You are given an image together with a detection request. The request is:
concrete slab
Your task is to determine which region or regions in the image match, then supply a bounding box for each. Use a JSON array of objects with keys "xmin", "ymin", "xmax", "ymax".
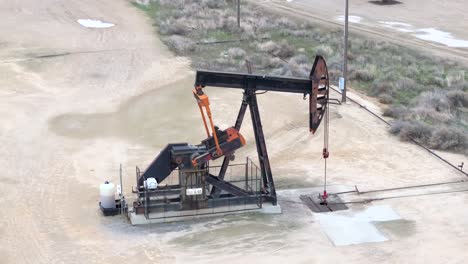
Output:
[
  {"xmin": 129, "ymin": 203, "xmax": 282, "ymax": 225},
  {"xmin": 316, "ymin": 205, "xmax": 401, "ymax": 246}
]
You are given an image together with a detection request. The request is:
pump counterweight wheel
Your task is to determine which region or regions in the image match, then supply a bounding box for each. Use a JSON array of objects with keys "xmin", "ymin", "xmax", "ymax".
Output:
[{"xmin": 309, "ymin": 55, "xmax": 330, "ymax": 134}]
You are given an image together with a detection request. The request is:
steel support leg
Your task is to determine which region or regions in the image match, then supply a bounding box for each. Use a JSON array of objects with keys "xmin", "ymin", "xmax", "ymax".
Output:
[
  {"xmin": 211, "ymin": 95, "xmax": 249, "ymax": 197},
  {"xmin": 248, "ymin": 91, "xmax": 277, "ymax": 205}
]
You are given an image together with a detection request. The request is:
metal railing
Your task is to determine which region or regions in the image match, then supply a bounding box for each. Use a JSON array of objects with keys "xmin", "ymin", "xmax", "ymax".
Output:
[{"xmin": 134, "ymin": 157, "xmax": 264, "ymax": 218}]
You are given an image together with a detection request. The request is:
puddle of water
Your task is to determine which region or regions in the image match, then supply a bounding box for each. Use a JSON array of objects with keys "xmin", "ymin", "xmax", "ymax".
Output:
[
  {"xmin": 379, "ymin": 21, "xmax": 413, "ymax": 33},
  {"xmin": 316, "ymin": 205, "xmax": 401, "ymax": 246},
  {"xmin": 378, "ymin": 21, "xmax": 468, "ymax": 48},
  {"xmin": 414, "ymin": 28, "xmax": 468, "ymax": 48},
  {"xmin": 336, "ymin": 15, "xmax": 363, "ymax": 24},
  {"xmin": 379, "ymin": 21, "xmax": 411, "ymax": 27},
  {"xmin": 77, "ymin": 19, "xmax": 115, "ymax": 28},
  {"xmin": 48, "ymin": 75, "xmax": 254, "ymax": 152},
  {"xmin": 49, "ymin": 77, "xmax": 205, "ymax": 148}
]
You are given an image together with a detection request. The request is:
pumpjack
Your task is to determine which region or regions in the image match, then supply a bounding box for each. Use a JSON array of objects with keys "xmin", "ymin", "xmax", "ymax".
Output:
[{"xmin": 129, "ymin": 55, "xmax": 330, "ymax": 223}]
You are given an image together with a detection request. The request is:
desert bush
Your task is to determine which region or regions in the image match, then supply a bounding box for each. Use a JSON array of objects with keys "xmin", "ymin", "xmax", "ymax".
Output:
[
  {"xmin": 395, "ymin": 78, "xmax": 417, "ymax": 91},
  {"xmin": 383, "ymin": 105, "xmax": 407, "ymax": 118},
  {"xmin": 271, "ymin": 64, "xmax": 293, "ymax": 77},
  {"xmin": 181, "ymin": 3, "xmax": 203, "ymax": 17},
  {"xmin": 166, "ymin": 35, "xmax": 196, "ymax": 53},
  {"xmin": 389, "ymin": 120, "xmax": 407, "ymax": 134},
  {"xmin": 276, "ymin": 17, "xmax": 296, "ymax": 28},
  {"xmin": 289, "ymin": 54, "xmax": 309, "ymax": 65},
  {"xmin": 446, "ymin": 70, "xmax": 465, "ymax": 87},
  {"xmin": 159, "ymin": 0, "xmax": 184, "ymax": 8},
  {"xmin": 267, "ymin": 57, "xmax": 283, "ymax": 68},
  {"xmin": 370, "ymin": 81, "xmax": 394, "ymax": 96},
  {"xmin": 447, "ymin": 90, "xmax": 468, "ymax": 107},
  {"xmin": 405, "ymin": 64, "xmax": 419, "ymax": 77},
  {"xmin": 258, "ymin": 40, "xmax": 295, "ymax": 59},
  {"xmin": 222, "ymin": 16, "xmax": 241, "ymax": 33},
  {"xmin": 241, "ymin": 24, "xmax": 255, "ymax": 38},
  {"xmin": 410, "ymin": 107, "xmax": 452, "ymax": 123},
  {"xmin": 194, "ymin": 59, "xmax": 242, "ymax": 72},
  {"xmin": 202, "ymin": 0, "xmax": 225, "ymax": 9},
  {"xmin": 315, "ymin": 44, "xmax": 334, "ymax": 57},
  {"xmin": 378, "ymin": 94, "xmax": 394, "ymax": 104},
  {"xmin": 274, "ymin": 41, "xmax": 295, "ymax": 58},
  {"xmin": 349, "ymin": 69, "xmax": 375, "ymax": 82},
  {"xmin": 429, "ymin": 127, "xmax": 467, "ymax": 151},
  {"xmin": 249, "ymin": 54, "xmax": 282, "ymax": 69},
  {"xmin": 160, "ymin": 19, "xmax": 190, "ymax": 35},
  {"xmin": 290, "ymin": 30, "xmax": 309, "ymax": 37},
  {"xmin": 355, "ymin": 54, "xmax": 371, "ymax": 65},
  {"xmin": 251, "ymin": 17, "xmax": 276, "ymax": 32},
  {"xmin": 227, "ymin": 47, "xmax": 246, "ymax": 59},
  {"xmin": 396, "ymin": 121, "xmax": 432, "ymax": 142},
  {"xmin": 287, "ymin": 61, "xmax": 309, "ymax": 78},
  {"xmin": 415, "ymin": 90, "xmax": 450, "ymax": 113},
  {"xmin": 430, "ymin": 76, "xmax": 446, "ymax": 87}
]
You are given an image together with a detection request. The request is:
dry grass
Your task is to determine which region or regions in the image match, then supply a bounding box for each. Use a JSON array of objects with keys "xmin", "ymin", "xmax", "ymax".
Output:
[
  {"xmin": 227, "ymin": 47, "xmax": 246, "ymax": 59},
  {"xmin": 387, "ymin": 89, "xmax": 468, "ymax": 153},
  {"xmin": 165, "ymin": 35, "xmax": 196, "ymax": 54},
  {"xmin": 257, "ymin": 40, "xmax": 295, "ymax": 59}
]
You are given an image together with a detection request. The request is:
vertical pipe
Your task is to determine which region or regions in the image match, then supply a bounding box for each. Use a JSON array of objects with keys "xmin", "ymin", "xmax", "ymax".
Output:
[
  {"xmin": 342, "ymin": 0, "xmax": 349, "ymax": 103},
  {"xmin": 237, "ymin": 0, "xmax": 241, "ymax": 28},
  {"xmin": 119, "ymin": 164, "xmax": 123, "ymax": 215},
  {"xmin": 245, "ymin": 157, "xmax": 248, "ymax": 191}
]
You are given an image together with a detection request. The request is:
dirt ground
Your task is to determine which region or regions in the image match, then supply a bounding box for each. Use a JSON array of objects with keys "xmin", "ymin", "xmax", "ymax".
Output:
[
  {"xmin": 259, "ymin": 0, "xmax": 468, "ymax": 65},
  {"xmin": 0, "ymin": 0, "xmax": 467, "ymax": 263}
]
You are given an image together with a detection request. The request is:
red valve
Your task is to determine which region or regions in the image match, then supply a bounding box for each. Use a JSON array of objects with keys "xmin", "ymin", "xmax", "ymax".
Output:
[
  {"xmin": 322, "ymin": 190, "xmax": 328, "ymax": 200},
  {"xmin": 322, "ymin": 148, "xmax": 329, "ymax": 159}
]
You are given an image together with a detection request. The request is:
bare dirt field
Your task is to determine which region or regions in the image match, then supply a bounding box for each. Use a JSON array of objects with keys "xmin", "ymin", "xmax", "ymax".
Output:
[{"xmin": 0, "ymin": 0, "xmax": 467, "ymax": 263}]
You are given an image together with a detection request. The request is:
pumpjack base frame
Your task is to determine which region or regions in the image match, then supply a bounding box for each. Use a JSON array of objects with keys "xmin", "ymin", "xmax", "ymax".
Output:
[{"xmin": 128, "ymin": 203, "xmax": 281, "ymax": 225}]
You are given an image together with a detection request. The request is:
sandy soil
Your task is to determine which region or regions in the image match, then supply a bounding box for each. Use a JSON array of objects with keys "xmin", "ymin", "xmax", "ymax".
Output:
[
  {"xmin": 256, "ymin": 0, "xmax": 468, "ymax": 65},
  {"xmin": 0, "ymin": 0, "xmax": 467, "ymax": 263}
]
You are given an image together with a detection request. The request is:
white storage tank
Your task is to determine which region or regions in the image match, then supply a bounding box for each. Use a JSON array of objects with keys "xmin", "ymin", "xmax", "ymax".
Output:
[
  {"xmin": 144, "ymin": 177, "xmax": 158, "ymax": 190},
  {"xmin": 100, "ymin": 181, "xmax": 116, "ymax": 209}
]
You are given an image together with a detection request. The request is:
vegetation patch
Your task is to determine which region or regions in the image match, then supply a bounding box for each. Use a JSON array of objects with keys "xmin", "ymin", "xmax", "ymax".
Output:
[{"xmin": 134, "ymin": 0, "xmax": 467, "ymax": 154}]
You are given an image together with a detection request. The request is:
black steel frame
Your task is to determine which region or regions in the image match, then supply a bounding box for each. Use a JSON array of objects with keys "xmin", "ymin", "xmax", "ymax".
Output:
[
  {"xmin": 195, "ymin": 55, "xmax": 330, "ymax": 206},
  {"xmin": 133, "ymin": 158, "xmax": 263, "ymax": 218}
]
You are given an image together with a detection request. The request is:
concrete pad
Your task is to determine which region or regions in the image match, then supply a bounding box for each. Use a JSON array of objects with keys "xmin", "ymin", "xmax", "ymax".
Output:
[
  {"xmin": 316, "ymin": 205, "xmax": 401, "ymax": 246},
  {"xmin": 129, "ymin": 203, "xmax": 282, "ymax": 225}
]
